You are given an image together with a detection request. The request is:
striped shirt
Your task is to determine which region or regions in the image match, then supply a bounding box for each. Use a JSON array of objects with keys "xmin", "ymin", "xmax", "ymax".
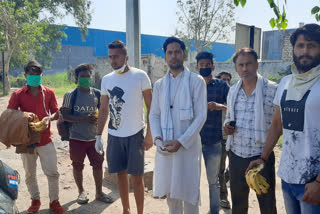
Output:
[{"xmin": 230, "ymin": 78, "xmax": 277, "ymax": 158}]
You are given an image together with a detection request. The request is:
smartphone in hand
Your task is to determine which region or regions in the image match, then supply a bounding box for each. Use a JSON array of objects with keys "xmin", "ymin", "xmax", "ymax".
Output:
[{"xmin": 229, "ymin": 121, "xmax": 236, "ymax": 127}]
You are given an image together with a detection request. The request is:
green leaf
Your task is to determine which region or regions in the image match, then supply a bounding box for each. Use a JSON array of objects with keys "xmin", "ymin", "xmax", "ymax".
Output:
[
  {"xmin": 282, "ymin": 6, "xmax": 286, "ymax": 21},
  {"xmin": 269, "ymin": 18, "xmax": 275, "ymax": 28},
  {"xmin": 277, "ymin": 24, "xmax": 281, "ymax": 31},
  {"xmin": 267, "ymin": 0, "xmax": 274, "ymax": 5},
  {"xmin": 240, "ymin": 0, "xmax": 246, "ymax": 7},
  {"xmin": 281, "ymin": 21, "xmax": 288, "ymax": 30},
  {"xmin": 234, "ymin": 0, "xmax": 239, "ymax": 6},
  {"xmin": 311, "ymin": 6, "xmax": 320, "ymax": 15},
  {"xmin": 269, "ymin": 2, "xmax": 275, "ymax": 8}
]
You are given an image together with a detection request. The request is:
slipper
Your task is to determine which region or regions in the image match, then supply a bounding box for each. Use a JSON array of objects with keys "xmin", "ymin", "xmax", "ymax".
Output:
[
  {"xmin": 77, "ymin": 191, "xmax": 89, "ymax": 204},
  {"xmin": 96, "ymin": 192, "xmax": 114, "ymax": 203},
  {"xmin": 220, "ymin": 199, "xmax": 231, "ymax": 209}
]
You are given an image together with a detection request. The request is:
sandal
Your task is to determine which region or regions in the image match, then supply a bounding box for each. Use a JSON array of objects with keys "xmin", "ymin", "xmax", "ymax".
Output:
[
  {"xmin": 220, "ymin": 199, "xmax": 231, "ymax": 209},
  {"xmin": 96, "ymin": 192, "xmax": 114, "ymax": 203},
  {"xmin": 77, "ymin": 191, "xmax": 89, "ymax": 204}
]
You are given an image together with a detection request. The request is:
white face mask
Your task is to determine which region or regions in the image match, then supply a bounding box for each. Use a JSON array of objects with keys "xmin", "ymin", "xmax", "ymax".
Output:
[{"xmin": 113, "ymin": 63, "xmax": 127, "ymax": 74}]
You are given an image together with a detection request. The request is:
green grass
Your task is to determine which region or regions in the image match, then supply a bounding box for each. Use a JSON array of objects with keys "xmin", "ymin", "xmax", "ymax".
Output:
[
  {"xmin": 42, "ymin": 72, "xmax": 77, "ymax": 97},
  {"xmin": 0, "ymin": 82, "xmax": 3, "ymax": 96},
  {"xmin": 52, "ymin": 85, "xmax": 77, "ymax": 97},
  {"xmin": 277, "ymin": 136, "xmax": 283, "ymax": 147},
  {"xmin": 7, "ymin": 72, "xmax": 77, "ymax": 98}
]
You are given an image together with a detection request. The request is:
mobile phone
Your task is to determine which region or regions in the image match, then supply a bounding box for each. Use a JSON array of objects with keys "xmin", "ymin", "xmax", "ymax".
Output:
[{"xmin": 229, "ymin": 121, "xmax": 236, "ymax": 127}]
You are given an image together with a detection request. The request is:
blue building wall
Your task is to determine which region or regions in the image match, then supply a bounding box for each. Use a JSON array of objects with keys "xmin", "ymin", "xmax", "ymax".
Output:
[{"xmin": 61, "ymin": 26, "xmax": 234, "ymax": 62}]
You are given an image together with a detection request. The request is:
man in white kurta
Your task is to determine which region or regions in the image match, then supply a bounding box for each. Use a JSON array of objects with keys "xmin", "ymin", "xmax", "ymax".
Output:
[{"xmin": 149, "ymin": 37, "xmax": 207, "ymax": 214}]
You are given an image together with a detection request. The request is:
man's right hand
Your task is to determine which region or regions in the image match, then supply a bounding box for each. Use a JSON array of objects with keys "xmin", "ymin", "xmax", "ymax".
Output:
[
  {"xmin": 85, "ymin": 115, "xmax": 98, "ymax": 124},
  {"xmin": 27, "ymin": 112, "xmax": 39, "ymax": 122},
  {"xmin": 245, "ymin": 159, "xmax": 265, "ymax": 174},
  {"xmin": 224, "ymin": 122, "xmax": 236, "ymax": 135},
  {"xmin": 208, "ymin": 102, "xmax": 217, "ymax": 111},
  {"xmin": 95, "ymin": 135, "xmax": 104, "ymax": 155}
]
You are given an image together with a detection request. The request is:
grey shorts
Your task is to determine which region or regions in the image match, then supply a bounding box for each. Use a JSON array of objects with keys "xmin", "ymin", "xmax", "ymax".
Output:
[{"xmin": 106, "ymin": 129, "xmax": 144, "ymax": 175}]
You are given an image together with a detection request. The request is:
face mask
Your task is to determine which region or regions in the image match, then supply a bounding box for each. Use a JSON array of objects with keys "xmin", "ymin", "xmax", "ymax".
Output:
[
  {"xmin": 78, "ymin": 77, "xmax": 92, "ymax": 88},
  {"xmin": 26, "ymin": 75, "xmax": 41, "ymax": 87},
  {"xmin": 199, "ymin": 68, "xmax": 212, "ymax": 77},
  {"xmin": 114, "ymin": 63, "xmax": 127, "ymax": 74}
]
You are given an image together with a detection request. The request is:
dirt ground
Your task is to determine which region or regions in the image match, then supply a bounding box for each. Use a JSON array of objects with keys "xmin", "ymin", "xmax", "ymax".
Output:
[{"xmin": 0, "ymin": 95, "xmax": 286, "ymax": 214}]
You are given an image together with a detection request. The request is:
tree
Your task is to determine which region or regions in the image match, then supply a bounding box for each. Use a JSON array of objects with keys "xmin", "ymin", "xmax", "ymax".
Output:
[
  {"xmin": 0, "ymin": 0, "xmax": 92, "ymax": 94},
  {"xmin": 175, "ymin": 0, "xmax": 235, "ymax": 52},
  {"xmin": 234, "ymin": 0, "xmax": 319, "ymax": 30}
]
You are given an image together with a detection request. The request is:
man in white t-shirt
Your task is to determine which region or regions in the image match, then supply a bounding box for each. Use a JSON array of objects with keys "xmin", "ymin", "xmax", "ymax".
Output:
[
  {"xmin": 247, "ymin": 24, "xmax": 320, "ymax": 214},
  {"xmin": 95, "ymin": 40, "xmax": 153, "ymax": 214}
]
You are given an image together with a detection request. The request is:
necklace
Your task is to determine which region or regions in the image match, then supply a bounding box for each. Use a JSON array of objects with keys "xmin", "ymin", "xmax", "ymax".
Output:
[{"xmin": 169, "ymin": 72, "xmax": 183, "ymax": 109}]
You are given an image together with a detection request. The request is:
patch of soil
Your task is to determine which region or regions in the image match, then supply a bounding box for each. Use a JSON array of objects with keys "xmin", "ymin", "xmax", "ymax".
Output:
[{"xmin": 0, "ymin": 95, "xmax": 286, "ymax": 213}]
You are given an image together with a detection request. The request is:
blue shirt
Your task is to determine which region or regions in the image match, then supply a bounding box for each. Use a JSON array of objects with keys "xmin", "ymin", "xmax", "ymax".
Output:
[{"xmin": 200, "ymin": 78, "xmax": 229, "ymax": 144}]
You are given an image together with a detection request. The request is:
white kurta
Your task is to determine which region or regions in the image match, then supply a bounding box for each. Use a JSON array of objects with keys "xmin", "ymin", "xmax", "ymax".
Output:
[{"xmin": 149, "ymin": 69, "xmax": 207, "ymax": 205}]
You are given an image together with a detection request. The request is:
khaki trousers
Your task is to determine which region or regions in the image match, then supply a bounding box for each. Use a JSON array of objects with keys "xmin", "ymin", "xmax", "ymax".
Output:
[{"xmin": 21, "ymin": 142, "xmax": 60, "ymax": 203}]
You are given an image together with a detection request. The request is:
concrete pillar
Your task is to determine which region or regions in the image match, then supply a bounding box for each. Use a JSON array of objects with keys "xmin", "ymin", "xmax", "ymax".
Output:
[{"xmin": 126, "ymin": 0, "xmax": 141, "ymax": 68}]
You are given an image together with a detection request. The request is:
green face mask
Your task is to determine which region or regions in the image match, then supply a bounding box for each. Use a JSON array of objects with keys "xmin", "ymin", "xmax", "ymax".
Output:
[
  {"xmin": 26, "ymin": 75, "xmax": 41, "ymax": 87},
  {"xmin": 78, "ymin": 77, "xmax": 92, "ymax": 88}
]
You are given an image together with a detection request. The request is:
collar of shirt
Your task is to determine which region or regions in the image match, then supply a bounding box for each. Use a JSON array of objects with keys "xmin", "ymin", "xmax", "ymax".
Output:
[
  {"xmin": 22, "ymin": 85, "xmax": 46, "ymax": 94},
  {"xmin": 169, "ymin": 70, "xmax": 184, "ymax": 79},
  {"xmin": 239, "ymin": 87, "xmax": 256, "ymax": 99}
]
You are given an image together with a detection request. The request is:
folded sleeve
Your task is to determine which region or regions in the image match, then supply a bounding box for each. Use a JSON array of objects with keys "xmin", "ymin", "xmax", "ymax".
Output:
[
  {"xmin": 141, "ymin": 71, "xmax": 152, "ymax": 91},
  {"xmin": 273, "ymin": 77, "xmax": 286, "ymax": 106},
  {"xmin": 100, "ymin": 77, "xmax": 110, "ymax": 97},
  {"xmin": 49, "ymin": 90, "xmax": 59, "ymax": 114},
  {"xmin": 62, "ymin": 91, "xmax": 73, "ymax": 109},
  {"xmin": 224, "ymin": 91, "xmax": 232, "ymax": 126}
]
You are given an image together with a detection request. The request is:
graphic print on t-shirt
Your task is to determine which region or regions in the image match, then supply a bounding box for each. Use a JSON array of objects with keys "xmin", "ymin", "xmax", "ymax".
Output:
[
  {"xmin": 108, "ymin": 86, "xmax": 126, "ymax": 130},
  {"xmin": 280, "ymin": 90, "xmax": 310, "ymax": 132}
]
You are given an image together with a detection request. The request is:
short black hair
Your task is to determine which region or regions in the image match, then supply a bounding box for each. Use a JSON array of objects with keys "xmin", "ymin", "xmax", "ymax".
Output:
[
  {"xmin": 24, "ymin": 60, "xmax": 43, "ymax": 74},
  {"xmin": 163, "ymin": 37, "xmax": 186, "ymax": 53},
  {"xmin": 74, "ymin": 64, "xmax": 93, "ymax": 78},
  {"xmin": 108, "ymin": 40, "xmax": 127, "ymax": 55},
  {"xmin": 196, "ymin": 51, "xmax": 214, "ymax": 65},
  {"xmin": 233, "ymin": 47, "xmax": 258, "ymax": 64},
  {"xmin": 290, "ymin": 23, "xmax": 320, "ymax": 47},
  {"xmin": 216, "ymin": 71, "xmax": 232, "ymax": 80}
]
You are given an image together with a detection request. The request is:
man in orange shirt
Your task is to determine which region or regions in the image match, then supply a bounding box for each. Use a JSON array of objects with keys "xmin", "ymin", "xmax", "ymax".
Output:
[{"xmin": 7, "ymin": 60, "xmax": 65, "ymax": 214}]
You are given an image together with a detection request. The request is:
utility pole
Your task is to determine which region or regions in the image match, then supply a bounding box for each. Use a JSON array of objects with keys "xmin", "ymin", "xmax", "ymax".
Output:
[{"xmin": 126, "ymin": 0, "xmax": 141, "ymax": 68}]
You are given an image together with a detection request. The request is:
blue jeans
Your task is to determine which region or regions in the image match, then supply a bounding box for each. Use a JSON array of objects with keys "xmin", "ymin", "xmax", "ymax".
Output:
[
  {"xmin": 219, "ymin": 140, "xmax": 228, "ymax": 201},
  {"xmin": 202, "ymin": 143, "xmax": 222, "ymax": 214},
  {"xmin": 282, "ymin": 180, "xmax": 320, "ymax": 214}
]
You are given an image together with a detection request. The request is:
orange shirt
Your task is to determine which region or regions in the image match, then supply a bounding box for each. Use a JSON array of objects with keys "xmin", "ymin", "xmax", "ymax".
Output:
[{"xmin": 7, "ymin": 85, "xmax": 59, "ymax": 147}]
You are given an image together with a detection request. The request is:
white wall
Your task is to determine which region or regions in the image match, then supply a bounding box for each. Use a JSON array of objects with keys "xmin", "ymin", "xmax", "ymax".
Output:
[{"xmin": 94, "ymin": 54, "xmax": 293, "ymax": 87}]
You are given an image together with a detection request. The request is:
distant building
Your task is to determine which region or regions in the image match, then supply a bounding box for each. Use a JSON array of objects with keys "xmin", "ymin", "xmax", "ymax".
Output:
[
  {"xmin": 50, "ymin": 26, "xmax": 235, "ymax": 74},
  {"xmin": 11, "ymin": 25, "xmax": 235, "ymax": 76},
  {"xmin": 262, "ymin": 28, "xmax": 296, "ymax": 61}
]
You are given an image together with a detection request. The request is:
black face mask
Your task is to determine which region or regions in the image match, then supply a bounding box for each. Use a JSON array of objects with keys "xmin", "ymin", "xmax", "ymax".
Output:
[{"xmin": 199, "ymin": 68, "xmax": 212, "ymax": 77}]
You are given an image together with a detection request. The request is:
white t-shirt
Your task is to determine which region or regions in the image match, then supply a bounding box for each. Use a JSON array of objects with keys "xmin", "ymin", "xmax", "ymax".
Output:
[
  {"xmin": 274, "ymin": 75, "xmax": 320, "ymax": 184},
  {"xmin": 101, "ymin": 67, "xmax": 151, "ymax": 137}
]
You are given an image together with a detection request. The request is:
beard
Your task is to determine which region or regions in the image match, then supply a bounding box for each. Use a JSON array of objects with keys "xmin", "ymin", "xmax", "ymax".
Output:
[
  {"xmin": 169, "ymin": 64, "xmax": 183, "ymax": 70},
  {"xmin": 293, "ymin": 54, "xmax": 320, "ymax": 73},
  {"xmin": 168, "ymin": 60, "xmax": 184, "ymax": 70}
]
